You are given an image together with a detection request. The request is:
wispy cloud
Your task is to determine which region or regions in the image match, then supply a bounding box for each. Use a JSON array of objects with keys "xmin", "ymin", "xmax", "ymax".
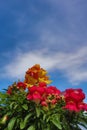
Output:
[
  {"xmin": 11, "ymin": 0, "xmax": 87, "ymax": 53},
  {"xmin": 1, "ymin": 0, "xmax": 86, "ymax": 52},
  {"xmin": 1, "ymin": 46, "xmax": 87, "ymax": 85}
]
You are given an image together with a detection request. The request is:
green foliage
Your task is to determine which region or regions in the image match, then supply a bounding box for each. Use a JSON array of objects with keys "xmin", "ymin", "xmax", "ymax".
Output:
[
  {"xmin": 0, "ymin": 87, "xmax": 87, "ymax": 130},
  {"xmin": 7, "ymin": 117, "xmax": 16, "ymax": 130}
]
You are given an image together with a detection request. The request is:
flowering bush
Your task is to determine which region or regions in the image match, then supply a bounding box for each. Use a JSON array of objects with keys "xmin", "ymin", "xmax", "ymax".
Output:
[{"xmin": 0, "ymin": 64, "xmax": 87, "ymax": 130}]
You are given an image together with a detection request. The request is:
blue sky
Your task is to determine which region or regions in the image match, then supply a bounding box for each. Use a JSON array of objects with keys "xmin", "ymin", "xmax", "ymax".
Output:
[{"xmin": 0, "ymin": 0, "xmax": 87, "ymax": 103}]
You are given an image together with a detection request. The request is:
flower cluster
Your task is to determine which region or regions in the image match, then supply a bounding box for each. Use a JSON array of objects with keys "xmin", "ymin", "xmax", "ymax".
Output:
[
  {"xmin": 27, "ymin": 84, "xmax": 61, "ymax": 109},
  {"xmin": 0, "ymin": 64, "xmax": 87, "ymax": 130},
  {"xmin": 7, "ymin": 82, "xmax": 27, "ymax": 95},
  {"xmin": 64, "ymin": 88, "xmax": 87, "ymax": 112}
]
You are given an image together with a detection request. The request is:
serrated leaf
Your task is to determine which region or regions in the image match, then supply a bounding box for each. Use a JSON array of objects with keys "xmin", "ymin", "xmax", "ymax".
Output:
[
  {"xmin": 7, "ymin": 117, "xmax": 16, "ymax": 130},
  {"xmin": 27, "ymin": 125, "xmax": 35, "ymax": 130}
]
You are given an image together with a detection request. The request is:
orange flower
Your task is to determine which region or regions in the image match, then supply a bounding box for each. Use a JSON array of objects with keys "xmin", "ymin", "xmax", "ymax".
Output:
[{"xmin": 24, "ymin": 64, "xmax": 52, "ymax": 87}]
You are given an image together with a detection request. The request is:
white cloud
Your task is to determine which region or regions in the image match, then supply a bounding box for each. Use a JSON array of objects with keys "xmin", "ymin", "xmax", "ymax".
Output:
[
  {"xmin": 1, "ymin": 46, "xmax": 87, "ymax": 85},
  {"xmin": 2, "ymin": 49, "xmax": 57, "ymax": 79}
]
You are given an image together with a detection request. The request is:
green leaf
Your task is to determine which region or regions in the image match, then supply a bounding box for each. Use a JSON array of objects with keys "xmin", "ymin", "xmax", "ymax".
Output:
[
  {"xmin": 61, "ymin": 116, "xmax": 70, "ymax": 130},
  {"xmin": 20, "ymin": 120, "xmax": 25, "ymax": 129},
  {"xmin": 78, "ymin": 122, "xmax": 87, "ymax": 129},
  {"xmin": 14, "ymin": 104, "xmax": 18, "ymax": 109},
  {"xmin": 50, "ymin": 114, "xmax": 62, "ymax": 130},
  {"xmin": 24, "ymin": 113, "xmax": 32, "ymax": 125},
  {"xmin": 27, "ymin": 125, "xmax": 35, "ymax": 130},
  {"xmin": 36, "ymin": 107, "xmax": 40, "ymax": 117},
  {"xmin": 0, "ymin": 115, "xmax": 8, "ymax": 124},
  {"xmin": 20, "ymin": 113, "xmax": 32, "ymax": 129},
  {"xmin": 0, "ymin": 112, "xmax": 11, "ymax": 124},
  {"xmin": 43, "ymin": 113, "xmax": 46, "ymax": 121},
  {"xmin": 22, "ymin": 104, "xmax": 28, "ymax": 110},
  {"xmin": 10, "ymin": 102, "xmax": 15, "ymax": 109},
  {"xmin": 7, "ymin": 117, "xmax": 16, "ymax": 130},
  {"xmin": 0, "ymin": 92, "xmax": 7, "ymax": 98},
  {"xmin": 3, "ymin": 128, "xmax": 8, "ymax": 130}
]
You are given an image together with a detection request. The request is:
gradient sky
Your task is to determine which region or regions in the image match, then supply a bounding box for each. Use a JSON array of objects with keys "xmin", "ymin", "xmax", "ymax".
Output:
[{"xmin": 0, "ymin": 0, "xmax": 87, "ymax": 103}]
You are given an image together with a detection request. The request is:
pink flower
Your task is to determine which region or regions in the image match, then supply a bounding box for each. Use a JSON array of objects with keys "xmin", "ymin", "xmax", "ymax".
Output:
[
  {"xmin": 39, "ymin": 82, "xmax": 47, "ymax": 87},
  {"xmin": 28, "ymin": 86, "xmax": 37, "ymax": 93},
  {"xmin": 28, "ymin": 85, "xmax": 45, "ymax": 95},
  {"xmin": 27, "ymin": 94, "xmax": 32, "ymax": 100},
  {"xmin": 27, "ymin": 92, "xmax": 42, "ymax": 104},
  {"xmin": 46, "ymin": 86, "xmax": 61, "ymax": 95},
  {"xmin": 41, "ymin": 101, "xmax": 48, "ymax": 107},
  {"xmin": 64, "ymin": 102, "xmax": 78, "ymax": 112},
  {"xmin": 17, "ymin": 82, "xmax": 26, "ymax": 90},
  {"xmin": 32, "ymin": 92, "xmax": 42, "ymax": 100},
  {"xmin": 27, "ymin": 85, "xmax": 45, "ymax": 103},
  {"xmin": 51, "ymin": 99, "xmax": 57, "ymax": 105},
  {"xmin": 78, "ymin": 102, "xmax": 87, "ymax": 111},
  {"xmin": 64, "ymin": 88, "xmax": 85, "ymax": 103},
  {"xmin": 7, "ymin": 88, "xmax": 12, "ymax": 95}
]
